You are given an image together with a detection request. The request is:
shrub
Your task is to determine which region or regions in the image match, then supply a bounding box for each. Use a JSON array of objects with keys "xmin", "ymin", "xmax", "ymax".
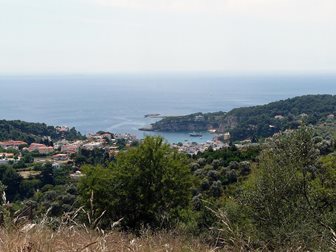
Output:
[{"xmin": 79, "ymin": 136, "xmax": 193, "ymax": 230}]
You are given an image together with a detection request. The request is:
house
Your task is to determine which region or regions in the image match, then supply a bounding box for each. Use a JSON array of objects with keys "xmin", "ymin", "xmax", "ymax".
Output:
[
  {"xmin": 52, "ymin": 162, "xmax": 61, "ymax": 169},
  {"xmin": 53, "ymin": 139, "xmax": 69, "ymax": 150},
  {"xmin": 52, "ymin": 154, "xmax": 68, "ymax": 161},
  {"xmin": 82, "ymin": 142, "xmax": 103, "ymax": 150},
  {"xmin": 61, "ymin": 144, "xmax": 80, "ymax": 154},
  {"xmin": 0, "ymin": 152, "xmax": 18, "ymax": 164},
  {"xmin": 0, "ymin": 152, "xmax": 14, "ymax": 163},
  {"xmin": 0, "ymin": 140, "xmax": 27, "ymax": 150},
  {"xmin": 195, "ymin": 115, "xmax": 204, "ymax": 121},
  {"xmin": 101, "ymin": 133, "xmax": 112, "ymax": 141},
  {"xmin": 27, "ymin": 143, "xmax": 54, "ymax": 154},
  {"xmin": 0, "ymin": 153, "xmax": 15, "ymax": 159},
  {"xmin": 274, "ymin": 115, "xmax": 285, "ymax": 120},
  {"xmin": 88, "ymin": 132, "xmax": 113, "ymax": 142},
  {"xmin": 70, "ymin": 171, "xmax": 84, "ymax": 180},
  {"xmin": 56, "ymin": 126, "xmax": 69, "ymax": 133},
  {"xmin": 224, "ymin": 132, "xmax": 231, "ymax": 141},
  {"xmin": 327, "ymin": 114, "xmax": 335, "ymax": 119}
]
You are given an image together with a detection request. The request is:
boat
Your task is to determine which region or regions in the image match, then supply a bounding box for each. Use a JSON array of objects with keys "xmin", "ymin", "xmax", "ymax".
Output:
[
  {"xmin": 189, "ymin": 132, "xmax": 203, "ymax": 137},
  {"xmin": 138, "ymin": 125, "xmax": 153, "ymax": 131}
]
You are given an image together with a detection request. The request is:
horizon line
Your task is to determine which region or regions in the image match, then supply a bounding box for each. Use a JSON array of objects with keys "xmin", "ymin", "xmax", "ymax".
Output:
[{"xmin": 1, "ymin": 71, "xmax": 336, "ymax": 78}]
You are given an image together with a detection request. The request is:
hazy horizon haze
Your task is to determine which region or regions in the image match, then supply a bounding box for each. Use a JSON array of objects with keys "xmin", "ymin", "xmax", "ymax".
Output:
[{"xmin": 1, "ymin": 0, "xmax": 336, "ymax": 75}]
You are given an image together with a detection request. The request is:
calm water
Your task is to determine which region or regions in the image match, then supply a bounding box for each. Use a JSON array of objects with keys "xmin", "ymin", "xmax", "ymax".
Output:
[{"xmin": 0, "ymin": 74, "xmax": 335, "ymax": 143}]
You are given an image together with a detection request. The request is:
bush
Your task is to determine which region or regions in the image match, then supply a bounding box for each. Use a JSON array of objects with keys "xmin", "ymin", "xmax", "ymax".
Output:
[
  {"xmin": 241, "ymin": 127, "xmax": 336, "ymax": 249},
  {"xmin": 79, "ymin": 136, "xmax": 193, "ymax": 230}
]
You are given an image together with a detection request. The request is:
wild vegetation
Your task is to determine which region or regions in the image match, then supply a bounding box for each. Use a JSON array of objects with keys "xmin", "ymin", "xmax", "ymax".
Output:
[
  {"xmin": 78, "ymin": 137, "xmax": 193, "ymax": 230},
  {"xmin": 0, "ymin": 119, "xmax": 335, "ymax": 250},
  {"xmin": 0, "ymin": 225, "xmax": 212, "ymax": 251}
]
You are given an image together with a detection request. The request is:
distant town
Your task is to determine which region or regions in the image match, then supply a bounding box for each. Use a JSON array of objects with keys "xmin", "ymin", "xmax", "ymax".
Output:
[
  {"xmin": 0, "ymin": 95, "xmax": 335, "ymax": 186},
  {"xmin": 2, "ymin": 111, "xmax": 336, "ymax": 171},
  {"xmin": 0, "ymin": 127, "xmax": 137, "ymax": 179},
  {"xmin": 0, "ymin": 122, "xmax": 259, "ymax": 178}
]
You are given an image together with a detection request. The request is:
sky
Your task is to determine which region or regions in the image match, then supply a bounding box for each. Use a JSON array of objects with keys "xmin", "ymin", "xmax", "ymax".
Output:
[{"xmin": 0, "ymin": 0, "xmax": 336, "ymax": 75}]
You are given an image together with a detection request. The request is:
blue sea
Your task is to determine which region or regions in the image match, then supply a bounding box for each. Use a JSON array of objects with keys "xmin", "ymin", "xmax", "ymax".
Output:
[{"xmin": 0, "ymin": 74, "xmax": 335, "ymax": 143}]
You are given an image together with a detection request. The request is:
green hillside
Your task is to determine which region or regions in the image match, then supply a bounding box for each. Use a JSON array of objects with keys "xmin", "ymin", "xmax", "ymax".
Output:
[
  {"xmin": 150, "ymin": 95, "xmax": 336, "ymax": 141},
  {"xmin": 0, "ymin": 120, "xmax": 84, "ymax": 144}
]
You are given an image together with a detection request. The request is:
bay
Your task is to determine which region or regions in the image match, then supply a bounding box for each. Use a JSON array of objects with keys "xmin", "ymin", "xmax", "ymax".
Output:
[{"xmin": 0, "ymin": 74, "xmax": 335, "ymax": 143}]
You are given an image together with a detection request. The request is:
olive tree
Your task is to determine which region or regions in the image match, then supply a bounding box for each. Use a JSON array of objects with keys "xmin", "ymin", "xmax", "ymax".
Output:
[{"xmin": 242, "ymin": 127, "xmax": 335, "ymax": 248}]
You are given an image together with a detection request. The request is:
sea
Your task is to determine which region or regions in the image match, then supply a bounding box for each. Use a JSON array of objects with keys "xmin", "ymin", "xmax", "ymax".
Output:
[{"xmin": 0, "ymin": 74, "xmax": 335, "ymax": 143}]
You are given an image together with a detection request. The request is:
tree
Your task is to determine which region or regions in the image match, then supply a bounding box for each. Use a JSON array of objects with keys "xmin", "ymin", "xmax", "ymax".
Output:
[
  {"xmin": 239, "ymin": 161, "xmax": 251, "ymax": 176},
  {"xmin": 241, "ymin": 127, "xmax": 336, "ymax": 248},
  {"xmin": 78, "ymin": 136, "xmax": 193, "ymax": 230},
  {"xmin": 39, "ymin": 163, "xmax": 55, "ymax": 186},
  {"xmin": 0, "ymin": 165, "xmax": 22, "ymax": 201},
  {"xmin": 33, "ymin": 184, "xmax": 78, "ymax": 217},
  {"xmin": 22, "ymin": 152, "xmax": 34, "ymax": 164}
]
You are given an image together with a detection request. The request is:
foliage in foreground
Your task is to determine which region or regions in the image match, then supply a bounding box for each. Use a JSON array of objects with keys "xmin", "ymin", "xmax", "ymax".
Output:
[
  {"xmin": 79, "ymin": 136, "xmax": 193, "ymax": 230},
  {"xmin": 0, "ymin": 128, "xmax": 335, "ymax": 251},
  {"xmin": 220, "ymin": 127, "xmax": 336, "ymax": 250}
]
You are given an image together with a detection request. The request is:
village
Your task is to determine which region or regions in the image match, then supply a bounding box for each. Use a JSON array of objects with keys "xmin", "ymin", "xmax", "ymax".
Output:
[
  {"xmin": 0, "ymin": 125, "xmax": 243, "ymax": 177},
  {"xmin": 0, "ymin": 121, "xmax": 272, "ymax": 171},
  {"xmin": 1, "ymin": 127, "xmax": 242, "ymax": 162},
  {"xmin": 2, "ymin": 112, "xmax": 334, "ymax": 176},
  {"xmin": 0, "ymin": 130, "xmax": 138, "ymax": 178}
]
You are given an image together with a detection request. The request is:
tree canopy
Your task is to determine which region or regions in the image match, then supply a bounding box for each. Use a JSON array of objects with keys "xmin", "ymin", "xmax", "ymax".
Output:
[
  {"xmin": 79, "ymin": 136, "xmax": 193, "ymax": 230},
  {"xmin": 241, "ymin": 127, "xmax": 336, "ymax": 248},
  {"xmin": 0, "ymin": 120, "xmax": 84, "ymax": 144}
]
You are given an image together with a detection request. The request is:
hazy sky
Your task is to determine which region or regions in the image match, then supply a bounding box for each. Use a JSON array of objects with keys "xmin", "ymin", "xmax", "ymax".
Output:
[{"xmin": 1, "ymin": 0, "xmax": 336, "ymax": 74}]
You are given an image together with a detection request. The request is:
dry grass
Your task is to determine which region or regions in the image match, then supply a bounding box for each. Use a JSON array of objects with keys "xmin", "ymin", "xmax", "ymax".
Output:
[
  {"xmin": 0, "ymin": 225, "xmax": 214, "ymax": 252},
  {"xmin": 0, "ymin": 193, "xmax": 215, "ymax": 252},
  {"xmin": 1, "ymin": 218, "xmax": 334, "ymax": 252},
  {"xmin": 331, "ymin": 228, "xmax": 336, "ymax": 252}
]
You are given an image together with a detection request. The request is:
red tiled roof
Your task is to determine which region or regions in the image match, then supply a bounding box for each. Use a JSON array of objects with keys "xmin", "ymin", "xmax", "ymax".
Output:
[
  {"xmin": 0, "ymin": 153, "xmax": 14, "ymax": 157},
  {"xmin": 0, "ymin": 140, "xmax": 27, "ymax": 146},
  {"xmin": 52, "ymin": 154, "xmax": 68, "ymax": 157},
  {"xmin": 30, "ymin": 143, "xmax": 47, "ymax": 148}
]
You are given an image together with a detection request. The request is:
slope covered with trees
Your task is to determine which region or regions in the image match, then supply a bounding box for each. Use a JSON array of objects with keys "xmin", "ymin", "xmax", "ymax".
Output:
[
  {"xmin": 0, "ymin": 120, "xmax": 84, "ymax": 144},
  {"xmin": 0, "ymin": 128, "xmax": 335, "ymax": 250},
  {"xmin": 150, "ymin": 95, "xmax": 336, "ymax": 141}
]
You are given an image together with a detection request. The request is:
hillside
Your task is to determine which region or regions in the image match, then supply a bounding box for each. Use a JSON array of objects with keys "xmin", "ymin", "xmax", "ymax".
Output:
[
  {"xmin": 0, "ymin": 120, "xmax": 84, "ymax": 144},
  {"xmin": 149, "ymin": 94, "xmax": 336, "ymax": 141}
]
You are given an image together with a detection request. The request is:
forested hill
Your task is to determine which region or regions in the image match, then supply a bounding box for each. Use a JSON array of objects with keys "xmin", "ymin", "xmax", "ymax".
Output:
[
  {"xmin": 0, "ymin": 120, "xmax": 84, "ymax": 144},
  {"xmin": 150, "ymin": 95, "xmax": 336, "ymax": 141}
]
